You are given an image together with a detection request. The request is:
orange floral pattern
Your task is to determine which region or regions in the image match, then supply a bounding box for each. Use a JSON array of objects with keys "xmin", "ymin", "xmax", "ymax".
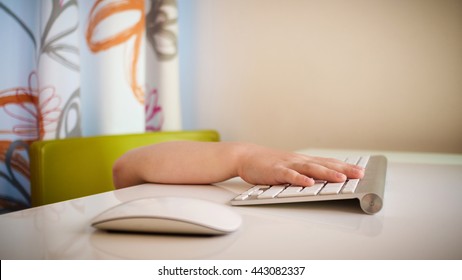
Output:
[
  {"xmin": 0, "ymin": 72, "xmax": 61, "ymax": 141},
  {"xmin": 86, "ymin": 0, "xmax": 146, "ymax": 103}
]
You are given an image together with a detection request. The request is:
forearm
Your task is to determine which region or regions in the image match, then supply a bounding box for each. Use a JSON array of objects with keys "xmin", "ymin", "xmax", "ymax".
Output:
[
  {"xmin": 113, "ymin": 140, "xmax": 365, "ymax": 189},
  {"xmin": 112, "ymin": 141, "xmax": 244, "ymax": 188}
]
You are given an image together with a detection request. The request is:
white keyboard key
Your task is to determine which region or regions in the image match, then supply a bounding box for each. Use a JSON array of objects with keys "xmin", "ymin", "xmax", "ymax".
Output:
[
  {"xmin": 251, "ymin": 190, "xmax": 264, "ymax": 196},
  {"xmin": 299, "ymin": 182, "xmax": 325, "ymax": 196},
  {"xmin": 234, "ymin": 194, "xmax": 249, "ymax": 200},
  {"xmin": 243, "ymin": 186, "xmax": 263, "ymax": 195},
  {"xmin": 319, "ymin": 182, "xmax": 345, "ymax": 195},
  {"xmin": 258, "ymin": 185, "xmax": 285, "ymax": 199},
  {"xmin": 277, "ymin": 186, "xmax": 303, "ymax": 197},
  {"xmin": 345, "ymin": 156, "xmax": 360, "ymax": 165},
  {"xmin": 235, "ymin": 186, "xmax": 265, "ymax": 200},
  {"xmin": 341, "ymin": 179, "xmax": 359, "ymax": 194},
  {"xmin": 357, "ymin": 156, "xmax": 370, "ymax": 168}
]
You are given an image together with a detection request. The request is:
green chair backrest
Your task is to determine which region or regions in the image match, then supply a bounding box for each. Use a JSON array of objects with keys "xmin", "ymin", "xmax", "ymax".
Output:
[{"xmin": 29, "ymin": 130, "xmax": 220, "ymax": 207}]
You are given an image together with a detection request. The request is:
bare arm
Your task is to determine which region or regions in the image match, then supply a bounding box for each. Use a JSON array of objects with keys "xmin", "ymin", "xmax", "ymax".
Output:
[{"xmin": 112, "ymin": 141, "xmax": 364, "ymax": 189}]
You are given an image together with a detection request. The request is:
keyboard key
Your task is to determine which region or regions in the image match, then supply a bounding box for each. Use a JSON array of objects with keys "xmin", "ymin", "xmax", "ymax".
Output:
[
  {"xmin": 341, "ymin": 179, "xmax": 359, "ymax": 194},
  {"xmin": 345, "ymin": 156, "xmax": 360, "ymax": 165},
  {"xmin": 277, "ymin": 186, "xmax": 303, "ymax": 197},
  {"xmin": 258, "ymin": 185, "xmax": 285, "ymax": 199},
  {"xmin": 251, "ymin": 190, "xmax": 264, "ymax": 197},
  {"xmin": 319, "ymin": 182, "xmax": 345, "ymax": 195},
  {"xmin": 299, "ymin": 181, "xmax": 325, "ymax": 196},
  {"xmin": 234, "ymin": 186, "xmax": 265, "ymax": 200},
  {"xmin": 243, "ymin": 186, "xmax": 262, "ymax": 195},
  {"xmin": 234, "ymin": 194, "xmax": 249, "ymax": 201},
  {"xmin": 357, "ymin": 156, "xmax": 370, "ymax": 168}
]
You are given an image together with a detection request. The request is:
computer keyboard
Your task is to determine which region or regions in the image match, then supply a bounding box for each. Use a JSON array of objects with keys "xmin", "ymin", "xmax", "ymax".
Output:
[{"xmin": 230, "ymin": 155, "xmax": 387, "ymax": 214}]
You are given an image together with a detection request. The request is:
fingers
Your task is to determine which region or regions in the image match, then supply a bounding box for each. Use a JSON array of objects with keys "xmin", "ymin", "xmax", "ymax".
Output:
[
  {"xmin": 303, "ymin": 156, "xmax": 365, "ymax": 179},
  {"xmin": 276, "ymin": 156, "xmax": 365, "ymax": 186},
  {"xmin": 275, "ymin": 168, "xmax": 316, "ymax": 187},
  {"xmin": 238, "ymin": 147, "xmax": 366, "ymax": 188}
]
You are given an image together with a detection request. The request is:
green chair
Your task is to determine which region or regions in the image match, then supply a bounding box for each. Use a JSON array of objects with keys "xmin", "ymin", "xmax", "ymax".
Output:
[{"xmin": 29, "ymin": 130, "xmax": 220, "ymax": 207}]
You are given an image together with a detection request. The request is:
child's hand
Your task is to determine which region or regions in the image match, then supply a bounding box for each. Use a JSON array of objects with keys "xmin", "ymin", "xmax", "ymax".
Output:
[{"xmin": 236, "ymin": 143, "xmax": 364, "ymax": 187}]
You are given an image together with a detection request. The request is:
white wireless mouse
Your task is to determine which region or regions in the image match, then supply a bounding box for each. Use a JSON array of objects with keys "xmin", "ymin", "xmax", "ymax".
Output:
[{"xmin": 91, "ymin": 196, "xmax": 242, "ymax": 235}]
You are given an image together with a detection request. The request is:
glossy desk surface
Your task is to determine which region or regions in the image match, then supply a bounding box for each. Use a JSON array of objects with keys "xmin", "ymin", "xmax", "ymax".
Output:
[{"xmin": 1, "ymin": 150, "xmax": 462, "ymax": 259}]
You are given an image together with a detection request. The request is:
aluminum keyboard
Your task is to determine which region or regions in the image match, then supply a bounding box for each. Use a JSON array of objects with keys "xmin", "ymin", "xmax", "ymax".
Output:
[{"xmin": 230, "ymin": 155, "xmax": 387, "ymax": 214}]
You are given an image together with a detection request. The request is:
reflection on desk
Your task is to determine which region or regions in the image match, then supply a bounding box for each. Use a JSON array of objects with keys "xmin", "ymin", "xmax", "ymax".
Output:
[{"xmin": 1, "ymin": 152, "xmax": 461, "ymax": 259}]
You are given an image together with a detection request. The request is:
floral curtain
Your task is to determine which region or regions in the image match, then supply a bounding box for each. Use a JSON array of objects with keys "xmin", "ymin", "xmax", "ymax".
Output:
[{"xmin": 0, "ymin": 0, "xmax": 181, "ymax": 213}]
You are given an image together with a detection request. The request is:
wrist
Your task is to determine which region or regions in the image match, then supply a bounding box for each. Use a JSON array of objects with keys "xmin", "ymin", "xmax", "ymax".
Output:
[{"xmin": 224, "ymin": 142, "xmax": 257, "ymax": 179}]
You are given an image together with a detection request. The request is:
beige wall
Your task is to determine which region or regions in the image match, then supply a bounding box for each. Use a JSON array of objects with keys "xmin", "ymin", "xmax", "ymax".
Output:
[{"xmin": 185, "ymin": 0, "xmax": 462, "ymax": 153}]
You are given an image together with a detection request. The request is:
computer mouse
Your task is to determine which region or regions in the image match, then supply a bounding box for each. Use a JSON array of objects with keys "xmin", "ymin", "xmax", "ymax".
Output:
[{"xmin": 91, "ymin": 196, "xmax": 242, "ymax": 235}]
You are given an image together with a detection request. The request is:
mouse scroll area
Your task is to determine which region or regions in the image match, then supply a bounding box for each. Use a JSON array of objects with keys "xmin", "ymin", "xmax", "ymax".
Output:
[{"xmin": 91, "ymin": 196, "xmax": 242, "ymax": 236}]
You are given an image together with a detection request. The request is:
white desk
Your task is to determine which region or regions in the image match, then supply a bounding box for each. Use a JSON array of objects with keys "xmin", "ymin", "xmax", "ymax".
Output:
[{"xmin": 1, "ymin": 150, "xmax": 462, "ymax": 259}]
